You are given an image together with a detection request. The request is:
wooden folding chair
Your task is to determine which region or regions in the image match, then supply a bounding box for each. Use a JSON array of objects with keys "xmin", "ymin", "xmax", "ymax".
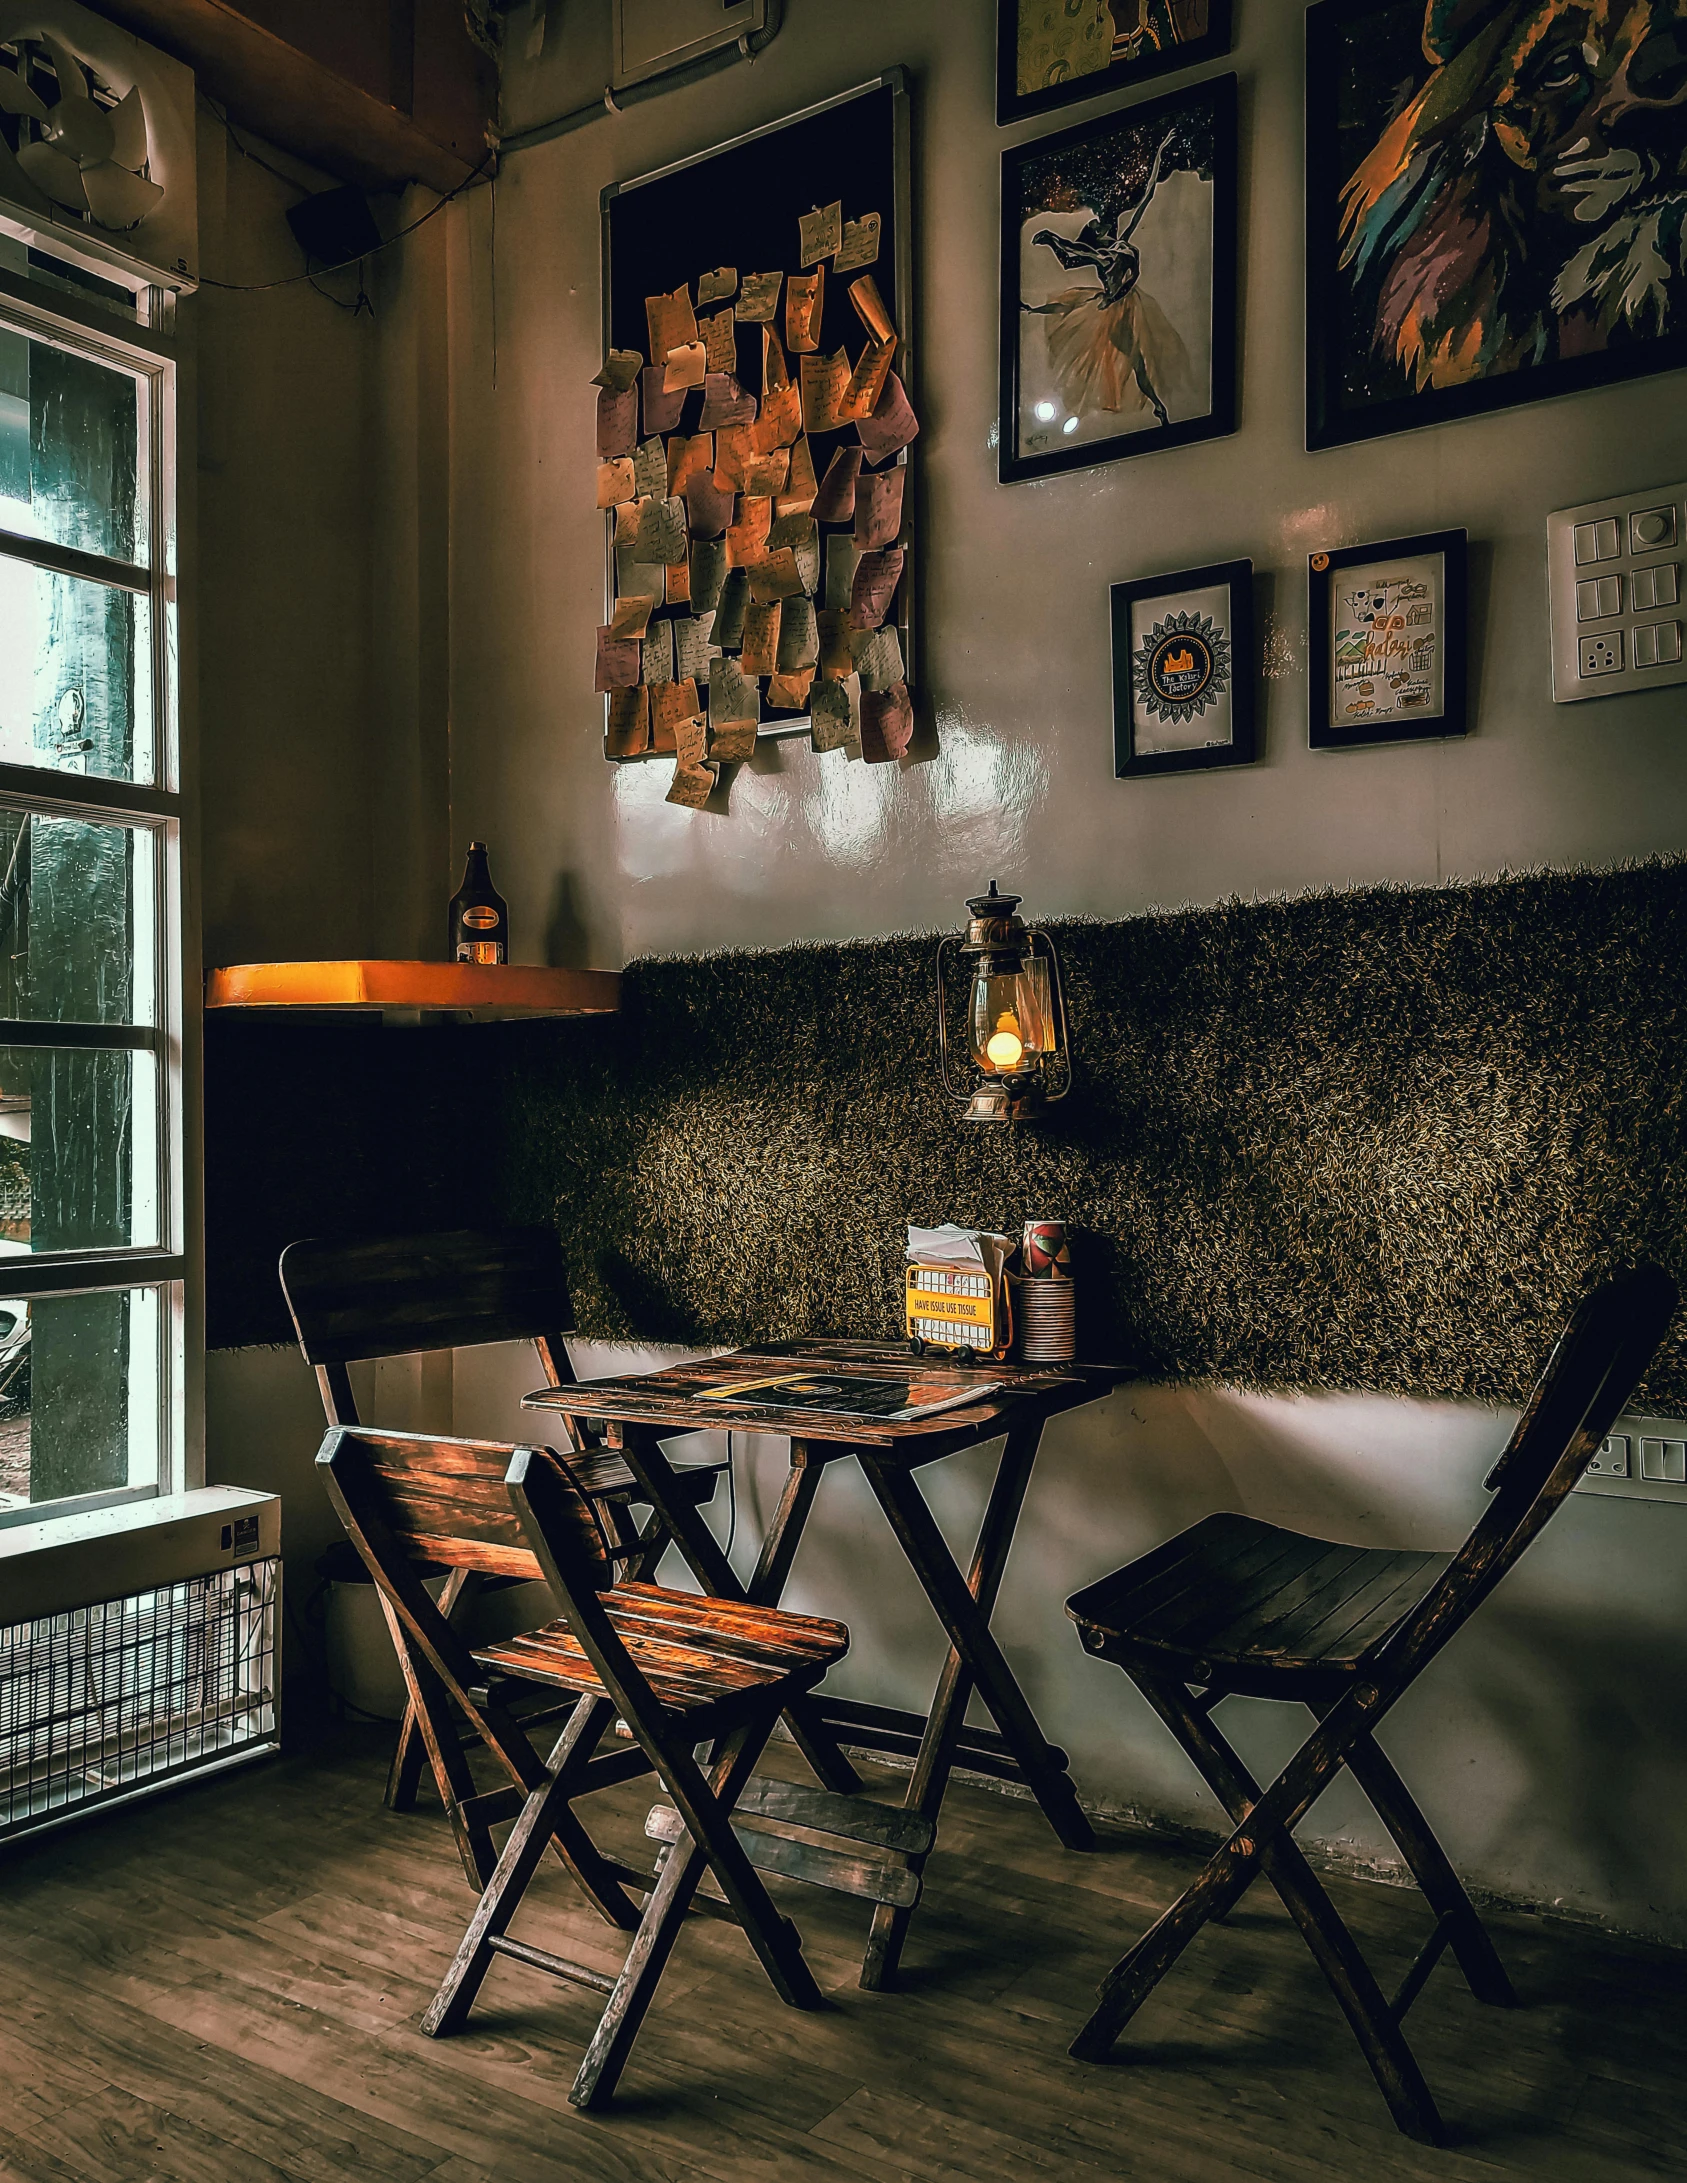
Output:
[
  {"xmin": 1064, "ymin": 1263, "xmax": 1678, "ymax": 2144},
  {"xmin": 280, "ymin": 1226, "xmax": 727, "ymax": 1840},
  {"xmin": 318, "ymin": 1424, "xmax": 846, "ymax": 2111}
]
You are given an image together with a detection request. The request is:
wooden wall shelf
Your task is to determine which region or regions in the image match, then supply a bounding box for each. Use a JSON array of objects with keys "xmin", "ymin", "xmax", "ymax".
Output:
[{"xmin": 206, "ymin": 961, "xmax": 621, "ymax": 1022}]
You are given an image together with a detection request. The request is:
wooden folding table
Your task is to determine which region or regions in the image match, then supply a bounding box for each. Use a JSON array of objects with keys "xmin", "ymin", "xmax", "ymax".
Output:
[{"xmin": 523, "ymin": 1339, "xmax": 1127, "ymax": 1989}]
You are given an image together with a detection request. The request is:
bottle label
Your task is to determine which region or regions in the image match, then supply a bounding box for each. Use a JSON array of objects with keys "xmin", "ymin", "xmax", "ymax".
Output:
[{"xmin": 462, "ymin": 906, "xmax": 500, "ymax": 930}]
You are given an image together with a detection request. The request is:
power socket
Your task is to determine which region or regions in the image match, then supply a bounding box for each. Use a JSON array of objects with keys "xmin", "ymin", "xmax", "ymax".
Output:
[
  {"xmin": 1579, "ymin": 631, "xmax": 1624, "ymax": 677},
  {"xmin": 1576, "ymin": 1413, "xmax": 1687, "ymax": 1503}
]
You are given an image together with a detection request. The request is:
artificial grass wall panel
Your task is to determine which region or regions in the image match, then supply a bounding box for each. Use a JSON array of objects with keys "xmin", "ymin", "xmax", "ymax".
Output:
[{"xmin": 205, "ymin": 863, "xmax": 1687, "ymax": 1407}]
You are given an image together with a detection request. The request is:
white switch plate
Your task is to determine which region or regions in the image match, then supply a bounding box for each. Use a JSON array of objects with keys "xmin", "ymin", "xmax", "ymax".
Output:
[
  {"xmin": 1547, "ymin": 482, "xmax": 1687, "ymax": 702},
  {"xmin": 1576, "ymin": 1414, "xmax": 1687, "ymax": 1503}
]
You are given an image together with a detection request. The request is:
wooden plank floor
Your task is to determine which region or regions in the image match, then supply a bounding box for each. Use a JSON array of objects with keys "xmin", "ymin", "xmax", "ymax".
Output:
[{"xmin": 1, "ymin": 1726, "xmax": 1682, "ymax": 2182}]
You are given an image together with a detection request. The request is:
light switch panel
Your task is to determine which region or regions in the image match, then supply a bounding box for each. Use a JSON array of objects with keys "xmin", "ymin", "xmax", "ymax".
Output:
[{"xmin": 1548, "ymin": 482, "xmax": 1687, "ymax": 702}]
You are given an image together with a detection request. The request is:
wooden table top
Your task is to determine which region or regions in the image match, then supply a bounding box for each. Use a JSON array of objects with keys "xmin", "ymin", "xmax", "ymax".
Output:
[{"xmin": 522, "ymin": 1339, "xmax": 1130, "ymax": 1453}]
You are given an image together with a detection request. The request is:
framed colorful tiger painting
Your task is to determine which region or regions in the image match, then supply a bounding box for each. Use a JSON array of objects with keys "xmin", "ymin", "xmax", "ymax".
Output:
[{"xmin": 1307, "ymin": 0, "xmax": 1687, "ymax": 450}]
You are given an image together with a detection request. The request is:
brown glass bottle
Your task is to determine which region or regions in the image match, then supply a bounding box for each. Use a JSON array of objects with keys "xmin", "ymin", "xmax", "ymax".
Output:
[{"xmin": 448, "ymin": 843, "xmax": 508, "ymax": 964}]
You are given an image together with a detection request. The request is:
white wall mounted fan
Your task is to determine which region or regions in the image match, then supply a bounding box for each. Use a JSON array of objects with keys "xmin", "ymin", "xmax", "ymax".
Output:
[{"xmin": 0, "ymin": 31, "xmax": 161, "ymax": 230}]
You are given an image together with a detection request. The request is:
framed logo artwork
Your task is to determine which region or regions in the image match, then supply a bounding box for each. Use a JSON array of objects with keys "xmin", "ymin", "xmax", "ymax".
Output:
[{"xmin": 1110, "ymin": 557, "xmax": 1255, "ymax": 776}]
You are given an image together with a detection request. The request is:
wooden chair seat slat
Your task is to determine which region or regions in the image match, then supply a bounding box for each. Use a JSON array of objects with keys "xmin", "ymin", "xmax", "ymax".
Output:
[{"xmin": 1064, "ymin": 1264, "xmax": 1680, "ymax": 2144}]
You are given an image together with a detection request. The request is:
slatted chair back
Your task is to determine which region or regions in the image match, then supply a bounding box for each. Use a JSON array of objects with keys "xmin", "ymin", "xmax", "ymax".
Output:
[
  {"xmin": 280, "ymin": 1227, "xmax": 579, "ymax": 1427},
  {"xmin": 1373, "ymin": 1263, "xmax": 1677, "ymax": 1688}
]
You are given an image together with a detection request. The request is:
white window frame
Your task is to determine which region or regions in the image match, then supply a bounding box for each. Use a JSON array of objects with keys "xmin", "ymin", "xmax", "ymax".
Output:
[{"xmin": 0, "ymin": 258, "xmax": 183, "ymax": 1532}]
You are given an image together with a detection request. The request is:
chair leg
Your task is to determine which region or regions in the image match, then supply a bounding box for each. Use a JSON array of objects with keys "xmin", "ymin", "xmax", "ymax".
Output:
[
  {"xmin": 1317, "ymin": 1706, "xmax": 1517, "ymax": 2009},
  {"xmin": 374, "ymin": 1590, "xmax": 497, "ymax": 1887},
  {"xmin": 1073, "ymin": 1673, "xmax": 1444, "ymax": 2147},
  {"xmin": 384, "ymin": 1569, "xmax": 478, "ymax": 1819},
  {"xmin": 571, "ymin": 1714, "xmax": 821, "ymax": 2112},
  {"xmin": 423, "ymin": 1695, "xmax": 634, "ymax": 2038}
]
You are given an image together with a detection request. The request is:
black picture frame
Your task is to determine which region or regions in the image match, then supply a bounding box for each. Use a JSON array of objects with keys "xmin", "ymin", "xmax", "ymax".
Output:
[
  {"xmin": 1308, "ymin": 530, "xmax": 1468, "ymax": 750},
  {"xmin": 1306, "ymin": 0, "xmax": 1687, "ymax": 451},
  {"xmin": 1111, "ymin": 558, "xmax": 1254, "ymax": 776},
  {"xmin": 996, "ymin": 0, "xmax": 1233, "ymax": 126},
  {"xmin": 999, "ymin": 74, "xmax": 1237, "ymax": 486}
]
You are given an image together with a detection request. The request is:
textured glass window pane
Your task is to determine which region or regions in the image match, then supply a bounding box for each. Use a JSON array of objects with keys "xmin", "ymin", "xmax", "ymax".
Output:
[
  {"xmin": 0, "ymin": 1286, "xmax": 161, "ymax": 1511},
  {"xmin": 0, "ymin": 1046, "xmax": 159, "ymax": 1251},
  {"xmin": 0, "ymin": 812, "xmax": 155, "ymax": 1023},
  {"xmin": 0, "ymin": 327, "xmax": 146, "ymax": 565},
  {"xmin": 0, "ymin": 560, "xmax": 153, "ymax": 783}
]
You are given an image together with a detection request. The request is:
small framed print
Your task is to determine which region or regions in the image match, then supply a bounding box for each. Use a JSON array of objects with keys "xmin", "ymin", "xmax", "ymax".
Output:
[
  {"xmin": 1111, "ymin": 557, "xmax": 1254, "ymax": 777},
  {"xmin": 997, "ymin": 0, "xmax": 1233, "ymax": 128},
  {"xmin": 1309, "ymin": 530, "xmax": 1468, "ymax": 750}
]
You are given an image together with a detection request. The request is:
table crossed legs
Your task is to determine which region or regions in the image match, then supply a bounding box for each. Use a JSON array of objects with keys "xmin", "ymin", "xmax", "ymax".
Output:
[{"xmin": 608, "ymin": 1414, "xmax": 1093, "ymax": 1989}]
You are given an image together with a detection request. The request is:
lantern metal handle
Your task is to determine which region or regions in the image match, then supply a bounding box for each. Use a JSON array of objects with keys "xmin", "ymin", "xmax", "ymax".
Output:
[
  {"xmin": 935, "ymin": 933, "xmax": 971, "ymax": 1106},
  {"xmin": 1027, "ymin": 927, "xmax": 1073, "ymax": 1103}
]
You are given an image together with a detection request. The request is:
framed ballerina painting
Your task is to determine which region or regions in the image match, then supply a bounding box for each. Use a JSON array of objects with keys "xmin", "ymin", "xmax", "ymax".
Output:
[{"xmin": 999, "ymin": 74, "xmax": 1237, "ymax": 484}]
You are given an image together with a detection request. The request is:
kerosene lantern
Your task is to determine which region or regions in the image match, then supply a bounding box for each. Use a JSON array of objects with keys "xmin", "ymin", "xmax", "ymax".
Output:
[{"xmin": 936, "ymin": 881, "xmax": 1072, "ymax": 1123}]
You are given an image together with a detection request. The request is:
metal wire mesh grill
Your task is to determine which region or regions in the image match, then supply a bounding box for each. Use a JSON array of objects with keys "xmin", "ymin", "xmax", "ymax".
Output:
[{"xmin": 0, "ymin": 1558, "xmax": 279, "ymax": 1838}]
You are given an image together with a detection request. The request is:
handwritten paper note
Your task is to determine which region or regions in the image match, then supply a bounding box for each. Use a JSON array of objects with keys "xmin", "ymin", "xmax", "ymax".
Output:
[
  {"xmin": 699, "ymin": 373, "xmax": 757, "ymax": 432},
  {"xmin": 800, "ymin": 349, "xmax": 853, "ymax": 437},
  {"xmin": 845, "ymin": 337, "xmax": 896, "ymax": 422},
  {"xmin": 777, "ymin": 595, "xmax": 819, "ymax": 672},
  {"xmin": 856, "ymin": 372, "xmax": 919, "ymax": 462},
  {"xmin": 712, "ymin": 423, "xmax": 753, "ymax": 492},
  {"xmin": 666, "ymin": 433, "xmax": 712, "ymax": 498},
  {"xmin": 663, "ymin": 340, "xmax": 707, "ymax": 393},
  {"xmin": 810, "ymin": 672, "xmax": 860, "ymax": 753},
  {"xmin": 666, "ymin": 758, "xmax": 718, "ymax": 809},
  {"xmin": 816, "ymin": 609, "xmax": 854, "ymax": 681},
  {"xmin": 848, "ymin": 275, "xmax": 895, "ymax": 346},
  {"xmin": 748, "ymin": 547, "xmax": 805, "ymax": 605},
  {"xmin": 689, "ymin": 537, "xmax": 727, "ymax": 615},
  {"xmin": 767, "ymin": 667, "xmax": 815, "ymax": 711},
  {"xmin": 853, "ymin": 464, "xmax": 905, "ymax": 551},
  {"xmin": 823, "ymin": 534, "xmax": 861, "ymax": 612},
  {"xmin": 762, "ymin": 324, "xmax": 791, "ymax": 393},
  {"xmin": 851, "ymin": 622, "xmax": 904, "ymax": 690},
  {"xmin": 641, "ymin": 364, "xmax": 684, "ymax": 438},
  {"xmin": 616, "ymin": 542, "xmax": 667, "ymax": 602},
  {"xmin": 813, "ymin": 447, "xmax": 864, "ymax": 523},
  {"xmin": 786, "ymin": 267, "xmax": 824, "ymax": 354},
  {"xmin": 597, "ymin": 458, "xmax": 636, "ymax": 509},
  {"xmin": 740, "ymin": 447, "xmax": 791, "ymax": 499},
  {"xmin": 651, "ymin": 678, "xmax": 700, "ymax": 750},
  {"xmin": 604, "ymin": 685, "xmax": 650, "ymax": 757},
  {"xmin": 754, "ymin": 378, "xmax": 803, "ymax": 452},
  {"xmin": 597, "ymin": 385, "xmax": 637, "ymax": 459},
  {"xmin": 702, "ymin": 309, "xmax": 737, "ymax": 376},
  {"xmin": 666, "ymin": 558, "xmax": 691, "ymax": 606},
  {"xmin": 834, "ymin": 212, "xmax": 880, "ymax": 273},
  {"xmin": 713, "ymin": 566, "xmax": 749, "ymax": 648},
  {"xmin": 634, "ymin": 494, "xmax": 688, "ymax": 565},
  {"xmin": 766, "ymin": 511, "xmax": 820, "ymax": 595},
  {"xmin": 645, "ymin": 285, "xmax": 696, "ymax": 360},
  {"xmin": 735, "ymin": 270, "xmax": 783, "ymax": 323},
  {"xmin": 595, "ymin": 625, "xmax": 641, "ymax": 692},
  {"xmin": 674, "ymin": 611, "xmax": 717, "ymax": 684},
  {"xmin": 709, "ymin": 654, "xmax": 759, "ymax": 731},
  {"xmin": 778, "ymin": 436, "xmax": 818, "ymax": 517},
  {"xmin": 798, "ymin": 200, "xmax": 842, "ymax": 267},
  {"xmin": 849, "ymin": 546, "xmax": 904, "ymax": 630},
  {"xmin": 640, "ymin": 616, "xmax": 674, "ymax": 686},
  {"xmin": 683, "ymin": 468, "xmax": 734, "ymax": 540},
  {"xmin": 725, "ymin": 495, "xmax": 772, "ymax": 568},
  {"xmin": 707, "ymin": 718, "xmax": 758, "ymax": 763},
  {"xmin": 860, "ymin": 681, "xmax": 914, "ymax": 763},
  {"xmin": 593, "ymin": 349, "xmax": 643, "ymax": 391},
  {"xmin": 609, "ymin": 593, "xmax": 655, "ymax": 640},
  {"xmin": 675, "ymin": 709, "xmax": 709, "ymax": 771},
  {"xmin": 740, "ymin": 599, "xmax": 782, "ymax": 677},
  {"xmin": 698, "ymin": 266, "xmax": 738, "ymax": 307},
  {"xmin": 633, "ymin": 437, "xmax": 667, "ymax": 500}
]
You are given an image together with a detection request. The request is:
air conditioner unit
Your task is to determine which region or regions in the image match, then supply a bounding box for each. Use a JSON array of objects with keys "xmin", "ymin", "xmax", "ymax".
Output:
[
  {"xmin": 0, "ymin": 1488, "xmax": 279, "ymax": 1845},
  {"xmin": 612, "ymin": 0, "xmax": 778, "ymax": 92}
]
